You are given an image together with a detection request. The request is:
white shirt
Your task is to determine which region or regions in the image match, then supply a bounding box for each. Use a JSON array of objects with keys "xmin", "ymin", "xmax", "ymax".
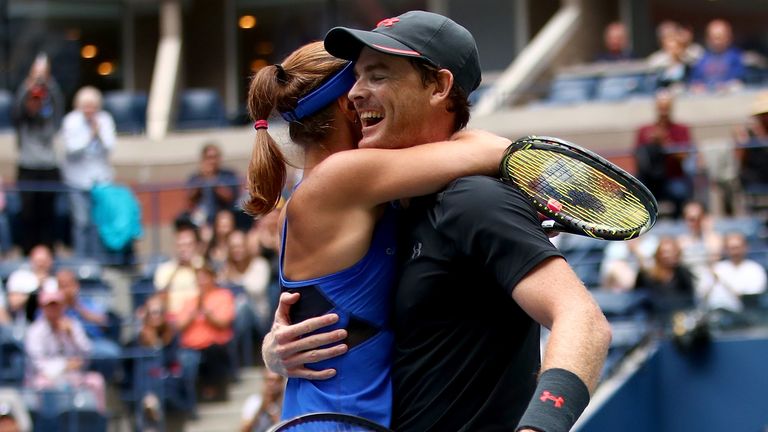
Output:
[
  {"xmin": 713, "ymin": 259, "xmax": 767, "ymax": 296},
  {"xmin": 61, "ymin": 110, "xmax": 116, "ymax": 190}
]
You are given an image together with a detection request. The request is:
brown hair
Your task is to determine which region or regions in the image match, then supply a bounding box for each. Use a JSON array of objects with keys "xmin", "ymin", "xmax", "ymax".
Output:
[
  {"xmin": 244, "ymin": 41, "xmax": 348, "ymax": 217},
  {"xmin": 409, "ymin": 59, "xmax": 472, "ymax": 132}
]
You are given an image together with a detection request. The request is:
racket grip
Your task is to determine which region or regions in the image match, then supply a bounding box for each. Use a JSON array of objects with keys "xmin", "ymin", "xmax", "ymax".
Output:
[{"xmin": 540, "ymin": 219, "xmax": 566, "ymax": 232}]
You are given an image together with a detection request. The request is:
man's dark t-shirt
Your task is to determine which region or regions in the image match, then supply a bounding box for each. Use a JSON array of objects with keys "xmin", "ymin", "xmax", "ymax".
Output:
[{"xmin": 391, "ymin": 176, "xmax": 564, "ymax": 431}]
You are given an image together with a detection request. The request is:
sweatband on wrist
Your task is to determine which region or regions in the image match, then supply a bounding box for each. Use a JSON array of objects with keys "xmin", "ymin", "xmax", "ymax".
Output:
[{"xmin": 516, "ymin": 368, "xmax": 590, "ymax": 432}]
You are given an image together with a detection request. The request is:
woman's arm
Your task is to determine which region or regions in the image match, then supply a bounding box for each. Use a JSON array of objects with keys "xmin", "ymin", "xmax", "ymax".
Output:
[{"xmin": 303, "ymin": 129, "xmax": 510, "ymax": 209}]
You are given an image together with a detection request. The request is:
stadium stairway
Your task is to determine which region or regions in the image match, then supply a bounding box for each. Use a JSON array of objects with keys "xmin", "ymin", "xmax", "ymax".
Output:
[{"xmin": 185, "ymin": 366, "xmax": 264, "ymax": 432}]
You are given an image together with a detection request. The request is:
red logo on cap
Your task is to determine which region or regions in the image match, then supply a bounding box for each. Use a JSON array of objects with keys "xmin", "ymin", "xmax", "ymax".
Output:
[{"xmin": 376, "ymin": 17, "xmax": 400, "ymax": 28}]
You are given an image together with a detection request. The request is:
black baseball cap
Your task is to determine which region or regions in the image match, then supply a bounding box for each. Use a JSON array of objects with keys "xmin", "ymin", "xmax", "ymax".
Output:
[{"xmin": 324, "ymin": 10, "xmax": 481, "ymax": 95}]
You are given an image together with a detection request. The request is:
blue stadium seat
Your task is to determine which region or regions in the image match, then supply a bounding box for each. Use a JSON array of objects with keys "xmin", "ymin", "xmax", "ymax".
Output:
[
  {"xmin": 547, "ymin": 76, "xmax": 597, "ymax": 104},
  {"xmin": 0, "ymin": 89, "xmax": 12, "ymax": 131},
  {"xmin": 55, "ymin": 257, "xmax": 103, "ymax": 282},
  {"xmin": 130, "ymin": 276, "xmax": 156, "ymax": 311},
  {"xmin": 594, "ymin": 73, "xmax": 648, "ymax": 101},
  {"xmin": 176, "ymin": 88, "xmax": 227, "ymax": 130},
  {"xmin": 102, "ymin": 90, "xmax": 147, "ymax": 134}
]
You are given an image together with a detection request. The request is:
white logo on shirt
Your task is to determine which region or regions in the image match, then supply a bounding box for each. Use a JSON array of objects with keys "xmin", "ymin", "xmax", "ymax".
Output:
[{"xmin": 411, "ymin": 242, "xmax": 422, "ymax": 259}]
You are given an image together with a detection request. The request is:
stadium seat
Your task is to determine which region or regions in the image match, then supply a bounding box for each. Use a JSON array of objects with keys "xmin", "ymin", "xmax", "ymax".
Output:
[
  {"xmin": 176, "ymin": 88, "xmax": 228, "ymax": 130},
  {"xmin": 0, "ymin": 89, "xmax": 12, "ymax": 131},
  {"xmin": 102, "ymin": 90, "xmax": 147, "ymax": 134},
  {"xmin": 547, "ymin": 76, "xmax": 597, "ymax": 104},
  {"xmin": 130, "ymin": 276, "xmax": 156, "ymax": 312},
  {"xmin": 594, "ymin": 73, "xmax": 649, "ymax": 101},
  {"xmin": 55, "ymin": 257, "xmax": 103, "ymax": 282}
]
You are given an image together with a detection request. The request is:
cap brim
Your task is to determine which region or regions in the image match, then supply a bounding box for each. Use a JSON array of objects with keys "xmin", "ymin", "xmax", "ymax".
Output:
[{"xmin": 325, "ymin": 27, "xmax": 424, "ymax": 62}]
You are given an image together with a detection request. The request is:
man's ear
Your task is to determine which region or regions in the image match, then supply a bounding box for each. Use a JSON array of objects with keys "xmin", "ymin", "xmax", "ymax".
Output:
[
  {"xmin": 430, "ymin": 69, "xmax": 454, "ymax": 105},
  {"xmin": 337, "ymin": 96, "xmax": 358, "ymax": 124}
]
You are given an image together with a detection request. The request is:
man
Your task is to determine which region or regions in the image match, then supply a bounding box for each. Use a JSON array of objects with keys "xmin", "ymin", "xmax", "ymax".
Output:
[
  {"xmin": 57, "ymin": 269, "xmax": 121, "ymax": 379},
  {"xmin": 25, "ymin": 288, "xmax": 106, "ymax": 411},
  {"xmin": 690, "ymin": 19, "xmax": 745, "ymax": 93},
  {"xmin": 263, "ymin": 11, "xmax": 611, "ymax": 432},
  {"xmin": 61, "ymin": 86, "xmax": 117, "ymax": 258},
  {"xmin": 184, "ymin": 143, "xmax": 240, "ymax": 227},
  {"xmin": 596, "ymin": 22, "xmax": 634, "ymax": 62},
  {"xmin": 706, "ymin": 232, "xmax": 767, "ymax": 311},
  {"xmin": 153, "ymin": 218, "xmax": 203, "ymax": 319},
  {"xmin": 634, "ymin": 91, "xmax": 693, "ymax": 219}
]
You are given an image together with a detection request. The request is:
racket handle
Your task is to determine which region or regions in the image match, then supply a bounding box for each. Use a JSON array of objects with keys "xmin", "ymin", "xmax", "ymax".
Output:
[{"xmin": 541, "ymin": 219, "xmax": 566, "ymax": 232}]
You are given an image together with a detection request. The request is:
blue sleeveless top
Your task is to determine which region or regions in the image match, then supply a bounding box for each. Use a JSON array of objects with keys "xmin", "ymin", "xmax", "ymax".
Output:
[{"xmin": 279, "ymin": 204, "xmax": 398, "ymax": 426}]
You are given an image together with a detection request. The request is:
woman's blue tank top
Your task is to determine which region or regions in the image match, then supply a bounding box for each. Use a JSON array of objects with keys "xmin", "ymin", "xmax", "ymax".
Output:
[{"xmin": 278, "ymin": 204, "xmax": 398, "ymax": 426}]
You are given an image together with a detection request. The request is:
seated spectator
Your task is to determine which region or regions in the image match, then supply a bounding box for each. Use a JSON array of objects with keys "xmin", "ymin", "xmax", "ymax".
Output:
[
  {"xmin": 5, "ymin": 268, "xmax": 54, "ymax": 340},
  {"xmin": 596, "ymin": 22, "xmax": 634, "ymax": 62},
  {"xmin": 734, "ymin": 92, "xmax": 768, "ymax": 192},
  {"xmin": 240, "ymin": 369, "xmax": 285, "ymax": 432},
  {"xmin": 153, "ymin": 219, "xmax": 202, "ymax": 319},
  {"xmin": 634, "ymin": 91, "xmax": 693, "ymax": 218},
  {"xmin": 600, "ymin": 235, "xmax": 659, "ymax": 292},
  {"xmin": 203, "ymin": 209, "xmax": 236, "ymax": 270},
  {"xmin": 690, "ymin": 19, "xmax": 745, "ymax": 93},
  {"xmin": 183, "ymin": 143, "xmax": 240, "ymax": 229},
  {"xmin": 677, "ymin": 201, "xmax": 723, "ymax": 269},
  {"xmin": 61, "ymin": 86, "xmax": 116, "ymax": 259},
  {"xmin": 0, "ymin": 402, "xmax": 21, "ymax": 432},
  {"xmin": 56, "ymin": 269, "xmax": 121, "ymax": 380},
  {"xmin": 24, "ymin": 288, "xmax": 105, "ymax": 412},
  {"xmin": 176, "ymin": 262, "xmax": 235, "ymax": 402},
  {"xmin": 678, "ymin": 23, "xmax": 705, "ymax": 65},
  {"xmin": 635, "ymin": 237, "xmax": 696, "ymax": 319},
  {"xmin": 651, "ymin": 35, "xmax": 692, "ymax": 92},
  {"xmin": 126, "ymin": 294, "xmax": 192, "ymax": 426},
  {"xmin": 0, "ymin": 177, "xmax": 12, "ymax": 257},
  {"xmin": 703, "ymin": 232, "xmax": 767, "ymax": 312},
  {"xmin": 221, "ymin": 230, "xmax": 271, "ymax": 335}
]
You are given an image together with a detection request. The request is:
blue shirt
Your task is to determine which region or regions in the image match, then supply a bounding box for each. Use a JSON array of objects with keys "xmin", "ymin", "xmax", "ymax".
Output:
[
  {"xmin": 690, "ymin": 47, "xmax": 745, "ymax": 88},
  {"xmin": 278, "ymin": 204, "xmax": 398, "ymax": 426}
]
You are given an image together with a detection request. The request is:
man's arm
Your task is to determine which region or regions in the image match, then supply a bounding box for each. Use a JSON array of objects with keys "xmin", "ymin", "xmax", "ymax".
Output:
[
  {"xmin": 261, "ymin": 292, "xmax": 348, "ymax": 379},
  {"xmin": 512, "ymin": 256, "xmax": 612, "ymax": 432}
]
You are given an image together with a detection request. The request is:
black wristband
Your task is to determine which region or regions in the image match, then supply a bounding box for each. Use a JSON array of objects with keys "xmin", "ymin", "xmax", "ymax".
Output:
[{"xmin": 516, "ymin": 368, "xmax": 590, "ymax": 432}]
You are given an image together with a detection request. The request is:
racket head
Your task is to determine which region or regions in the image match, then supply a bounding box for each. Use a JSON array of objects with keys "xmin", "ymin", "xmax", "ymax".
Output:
[
  {"xmin": 500, "ymin": 136, "xmax": 658, "ymax": 240},
  {"xmin": 267, "ymin": 412, "xmax": 394, "ymax": 432}
]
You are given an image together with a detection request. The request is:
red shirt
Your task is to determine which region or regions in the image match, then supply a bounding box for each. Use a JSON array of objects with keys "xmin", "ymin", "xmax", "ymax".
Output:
[{"xmin": 635, "ymin": 122, "xmax": 691, "ymax": 178}]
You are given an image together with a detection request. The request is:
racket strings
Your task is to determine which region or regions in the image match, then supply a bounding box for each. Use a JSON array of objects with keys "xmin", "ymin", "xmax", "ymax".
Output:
[{"xmin": 507, "ymin": 151, "xmax": 649, "ymax": 231}]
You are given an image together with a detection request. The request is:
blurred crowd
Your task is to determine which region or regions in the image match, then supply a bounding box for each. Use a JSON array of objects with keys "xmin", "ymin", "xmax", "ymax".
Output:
[{"xmin": 0, "ymin": 13, "xmax": 766, "ymax": 432}]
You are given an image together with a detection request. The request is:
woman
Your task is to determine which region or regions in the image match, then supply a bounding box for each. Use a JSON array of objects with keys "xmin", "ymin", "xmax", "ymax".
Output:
[
  {"xmin": 176, "ymin": 262, "xmax": 235, "ymax": 402},
  {"xmin": 245, "ymin": 41, "xmax": 508, "ymax": 424},
  {"xmin": 220, "ymin": 230, "xmax": 271, "ymax": 334},
  {"xmin": 635, "ymin": 236, "xmax": 696, "ymax": 318}
]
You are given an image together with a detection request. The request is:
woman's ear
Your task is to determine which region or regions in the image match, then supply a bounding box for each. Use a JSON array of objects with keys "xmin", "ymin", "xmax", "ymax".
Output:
[
  {"xmin": 431, "ymin": 69, "xmax": 454, "ymax": 105},
  {"xmin": 337, "ymin": 96, "xmax": 358, "ymax": 124}
]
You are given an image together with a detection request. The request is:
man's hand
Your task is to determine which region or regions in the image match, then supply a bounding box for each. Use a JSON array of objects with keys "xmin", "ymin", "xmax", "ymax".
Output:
[{"xmin": 262, "ymin": 292, "xmax": 348, "ymax": 380}]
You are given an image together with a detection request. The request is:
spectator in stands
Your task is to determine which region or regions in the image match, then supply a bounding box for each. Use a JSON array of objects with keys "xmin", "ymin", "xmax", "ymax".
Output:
[
  {"xmin": 129, "ymin": 294, "xmax": 191, "ymax": 425},
  {"xmin": 678, "ymin": 23, "xmax": 705, "ymax": 65},
  {"xmin": 11, "ymin": 54, "xmax": 64, "ymax": 255},
  {"xmin": 0, "ymin": 177, "xmax": 12, "ymax": 257},
  {"xmin": 704, "ymin": 232, "xmax": 767, "ymax": 312},
  {"xmin": 176, "ymin": 262, "xmax": 235, "ymax": 402},
  {"xmin": 634, "ymin": 91, "xmax": 693, "ymax": 218},
  {"xmin": 596, "ymin": 22, "xmax": 634, "ymax": 62},
  {"xmin": 250, "ymin": 206, "xmax": 282, "ymax": 324},
  {"xmin": 184, "ymin": 143, "xmax": 240, "ymax": 228},
  {"xmin": 600, "ymin": 235, "xmax": 659, "ymax": 292},
  {"xmin": 153, "ymin": 218, "xmax": 202, "ymax": 319},
  {"xmin": 221, "ymin": 230, "xmax": 270, "ymax": 335},
  {"xmin": 677, "ymin": 201, "xmax": 723, "ymax": 270},
  {"xmin": 647, "ymin": 23, "xmax": 692, "ymax": 92},
  {"xmin": 56, "ymin": 269, "xmax": 121, "ymax": 379},
  {"xmin": 5, "ymin": 269, "xmax": 41, "ymax": 340},
  {"xmin": 0, "ymin": 402, "xmax": 21, "ymax": 432},
  {"xmin": 734, "ymin": 91, "xmax": 768, "ymax": 194},
  {"xmin": 25, "ymin": 288, "xmax": 106, "ymax": 412},
  {"xmin": 690, "ymin": 19, "xmax": 745, "ymax": 93},
  {"xmin": 635, "ymin": 237, "xmax": 695, "ymax": 319},
  {"xmin": 61, "ymin": 86, "xmax": 116, "ymax": 258},
  {"xmin": 240, "ymin": 369, "xmax": 284, "ymax": 432},
  {"xmin": 203, "ymin": 209, "xmax": 236, "ymax": 270}
]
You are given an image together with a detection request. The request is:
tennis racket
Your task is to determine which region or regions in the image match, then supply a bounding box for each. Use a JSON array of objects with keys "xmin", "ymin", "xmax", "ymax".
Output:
[
  {"xmin": 500, "ymin": 136, "xmax": 658, "ymax": 241},
  {"xmin": 267, "ymin": 412, "xmax": 394, "ymax": 432}
]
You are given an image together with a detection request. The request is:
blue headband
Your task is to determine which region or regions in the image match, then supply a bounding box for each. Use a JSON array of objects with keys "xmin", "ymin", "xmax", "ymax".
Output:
[{"xmin": 279, "ymin": 62, "xmax": 356, "ymax": 122}]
